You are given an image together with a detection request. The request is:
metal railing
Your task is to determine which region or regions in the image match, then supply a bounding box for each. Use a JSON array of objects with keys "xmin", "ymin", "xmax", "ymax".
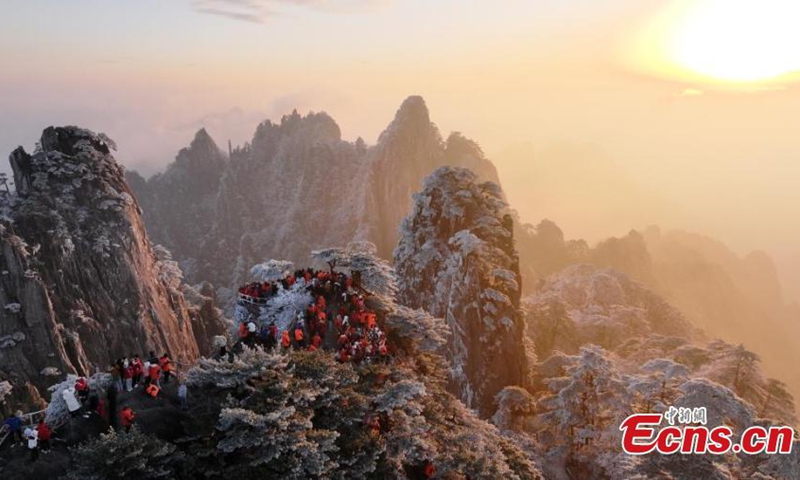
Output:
[{"xmin": 237, "ymin": 293, "xmax": 270, "ymax": 305}]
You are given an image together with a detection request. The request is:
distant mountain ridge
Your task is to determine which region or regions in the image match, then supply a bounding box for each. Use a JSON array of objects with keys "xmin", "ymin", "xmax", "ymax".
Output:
[{"xmin": 128, "ymin": 96, "xmax": 500, "ymax": 305}]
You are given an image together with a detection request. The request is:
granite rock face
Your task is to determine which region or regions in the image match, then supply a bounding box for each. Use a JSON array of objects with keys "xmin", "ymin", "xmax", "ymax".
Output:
[
  {"xmin": 0, "ymin": 127, "xmax": 223, "ymax": 411},
  {"xmin": 394, "ymin": 166, "xmax": 529, "ymax": 417}
]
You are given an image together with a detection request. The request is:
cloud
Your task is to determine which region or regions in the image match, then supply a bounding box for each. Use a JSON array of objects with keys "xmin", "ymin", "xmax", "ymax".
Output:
[{"xmin": 190, "ymin": 0, "xmax": 388, "ymax": 23}]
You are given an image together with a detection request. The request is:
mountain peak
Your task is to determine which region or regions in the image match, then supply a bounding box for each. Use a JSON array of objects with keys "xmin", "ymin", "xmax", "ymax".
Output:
[
  {"xmin": 395, "ymin": 95, "xmax": 430, "ymax": 123},
  {"xmin": 192, "ymin": 127, "xmax": 213, "ymax": 145},
  {"xmin": 174, "ymin": 128, "xmax": 225, "ymax": 174},
  {"xmin": 10, "ymin": 126, "xmax": 121, "ymax": 197}
]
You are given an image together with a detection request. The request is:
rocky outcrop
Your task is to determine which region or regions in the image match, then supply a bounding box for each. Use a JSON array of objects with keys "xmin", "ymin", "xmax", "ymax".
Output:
[
  {"xmin": 394, "ymin": 166, "xmax": 529, "ymax": 417},
  {"xmin": 182, "ymin": 282, "xmax": 229, "ymax": 356},
  {"xmin": 1, "ymin": 127, "xmax": 222, "ymax": 410}
]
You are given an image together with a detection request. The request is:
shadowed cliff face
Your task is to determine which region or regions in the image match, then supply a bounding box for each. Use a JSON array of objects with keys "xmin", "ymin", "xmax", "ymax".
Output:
[
  {"xmin": 129, "ymin": 128, "xmax": 227, "ymax": 283},
  {"xmin": 394, "ymin": 166, "xmax": 529, "ymax": 418},
  {"xmin": 365, "ymin": 96, "xmax": 446, "ymax": 260},
  {"xmin": 0, "ymin": 126, "xmax": 223, "ymax": 411}
]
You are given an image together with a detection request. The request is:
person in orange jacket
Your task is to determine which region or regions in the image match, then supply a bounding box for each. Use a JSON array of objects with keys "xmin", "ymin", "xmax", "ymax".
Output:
[
  {"xmin": 312, "ymin": 333, "xmax": 322, "ymax": 349},
  {"xmin": 365, "ymin": 313, "xmax": 377, "ymax": 330},
  {"xmin": 159, "ymin": 353, "xmax": 172, "ymax": 384},
  {"xmin": 294, "ymin": 326, "xmax": 305, "ymax": 347},
  {"xmin": 120, "ymin": 406, "xmax": 135, "ymax": 432},
  {"xmin": 145, "ymin": 383, "xmax": 160, "ymax": 399},
  {"xmin": 281, "ymin": 330, "xmax": 291, "ymax": 349},
  {"xmin": 148, "ymin": 361, "xmax": 161, "ymax": 387}
]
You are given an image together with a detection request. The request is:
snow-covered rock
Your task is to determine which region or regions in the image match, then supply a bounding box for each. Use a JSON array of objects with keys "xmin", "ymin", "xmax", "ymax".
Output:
[
  {"xmin": 394, "ymin": 166, "xmax": 529, "ymax": 417},
  {"xmin": 1, "ymin": 126, "xmax": 225, "ymax": 411}
]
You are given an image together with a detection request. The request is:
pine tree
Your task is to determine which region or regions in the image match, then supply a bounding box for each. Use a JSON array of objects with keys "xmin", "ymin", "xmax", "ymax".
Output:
[{"xmin": 68, "ymin": 426, "xmax": 181, "ymax": 480}]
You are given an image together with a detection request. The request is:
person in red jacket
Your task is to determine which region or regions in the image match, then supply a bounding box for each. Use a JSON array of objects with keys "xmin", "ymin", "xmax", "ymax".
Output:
[
  {"xmin": 312, "ymin": 333, "xmax": 322, "ymax": 349},
  {"xmin": 338, "ymin": 347, "xmax": 350, "ymax": 363},
  {"xmin": 75, "ymin": 377, "xmax": 89, "ymax": 404},
  {"xmin": 120, "ymin": 406, "xmax": 135, "ymax": 432},
  {"xmin": 423, "ymin": 461, "xmax": 436, "ymax": 478},
  {"xmin": 131, "ymin": 355, "xmax": 143, "ymax": 388},
  {"xmin": 95, "ymin": 398, "xmax": 107, "ymax": 420},
  {"xmin": 36, "ymin": 420, "xmax": 51, "ymax": 453},
  {"xmin": 281, "ymin": 330, "xmax": 291, "ymax": 350},
  {"xmin": 268, "ymin": 322, "xmax": 278, "ymax": 349}
]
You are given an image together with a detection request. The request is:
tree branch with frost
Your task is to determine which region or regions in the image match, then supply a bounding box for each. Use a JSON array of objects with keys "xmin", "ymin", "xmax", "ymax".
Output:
[{"xmin": 250, "ymin": 259, "xmax": 294, "ymax": 282}]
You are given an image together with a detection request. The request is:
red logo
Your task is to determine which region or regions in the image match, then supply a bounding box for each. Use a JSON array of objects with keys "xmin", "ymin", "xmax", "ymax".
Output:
[{"xmin": 620, "ymin": 411, "xmax": 794, "ymax": 455}]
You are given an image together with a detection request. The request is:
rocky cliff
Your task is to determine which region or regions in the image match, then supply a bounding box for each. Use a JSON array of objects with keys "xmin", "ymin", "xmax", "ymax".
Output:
[
  {"xmin": 0, "ymin": 127, "xmax": 223, "ymax": 411},
  {"xmin": 394, "ymin": 166, "xmax": 529, "ymax": 417},
  {"xmin": 128, "ymin": 96, "xmax": 500, "ymax": 302},
  {"xmin": 363, "ymin": 96, "xmax": 500, "ymax": 259},
  {"xmin": 126, "ymin": 128, "xmax": 226, "ymax": 282}
]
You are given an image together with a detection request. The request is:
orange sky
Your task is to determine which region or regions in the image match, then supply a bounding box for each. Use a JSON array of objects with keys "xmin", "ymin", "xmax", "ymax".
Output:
[{"xmin": 1, "ymin": 0, "xmax": 798, "ymax": 300}]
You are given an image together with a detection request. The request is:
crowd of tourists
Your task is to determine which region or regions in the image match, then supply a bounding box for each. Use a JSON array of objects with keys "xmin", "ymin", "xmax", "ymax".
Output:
[
  {"xmin": 2, "ymin": 413, "xmax": 51, "ymax": 462},
  {"xmin": 237, "ymin": 268, "xmax": 393, "ymax": 365},
  {"xmin": 2, "ymin": 351, "xmax": 189, "ymax": 462},
  {"xmin": 2, "ymin": 270, "xmax": 397, "ymax": 465}
]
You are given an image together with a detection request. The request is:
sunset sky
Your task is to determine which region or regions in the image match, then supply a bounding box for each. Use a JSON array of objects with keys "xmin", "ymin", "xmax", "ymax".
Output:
[{"xmin": 1, "ymin": 0, "xmax": 799, "ymax": 300}]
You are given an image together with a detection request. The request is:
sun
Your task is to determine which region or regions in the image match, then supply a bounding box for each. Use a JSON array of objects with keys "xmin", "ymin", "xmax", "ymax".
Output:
[{"xmin": 630, "ymin": 0, "xmax": 800, "ymax": 84}]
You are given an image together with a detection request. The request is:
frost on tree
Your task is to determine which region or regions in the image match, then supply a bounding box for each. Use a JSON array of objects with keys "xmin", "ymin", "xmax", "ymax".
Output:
[
  {"xmin": 182, "ymin": 346, "xmax": 542, "ymax": 478},
  {"xmin": 68, "ymin": 426, "xmax": 180, "ymax": 480},
  {"xmin": 250, "ymin": 259, "xmax": 294, "ymax": 282},
  {"xmin": 525, "ymin": 335, "xmax": 796, "ymax": 478},
  {"xmin": 253, "ymin": 281, "xmax": 313, "ymax": 334},
  {"xmin": 313, "ymin": 242, "xmax": 399, "ymax": 312},
  {"xmin": 384, "ymin": 306, "xmax": 450, "ymax": 354},
  {"xmin": 526, "ymin": 264, "xmax": 695, "ymax": 357},
  {"xmin": 394, "ymin": 166, "xmax": 530, "ymax": 418}
]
